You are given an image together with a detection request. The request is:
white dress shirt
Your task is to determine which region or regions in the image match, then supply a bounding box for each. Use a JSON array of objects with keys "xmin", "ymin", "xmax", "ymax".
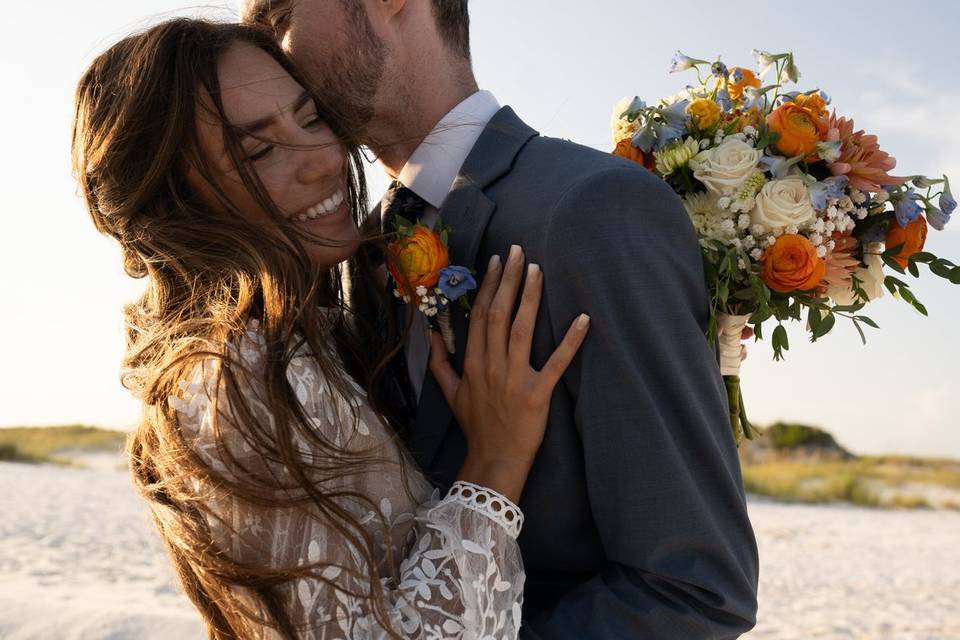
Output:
[{"xmin": 393, "ymin": 90, "xmax": 501, "ymax": 399}]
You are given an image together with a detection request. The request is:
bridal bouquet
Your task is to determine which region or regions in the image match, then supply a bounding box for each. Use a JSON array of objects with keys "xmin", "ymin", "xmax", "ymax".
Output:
[{"xmin": 611, "ymin": 50, "xmax": 959, "ymax": 444}]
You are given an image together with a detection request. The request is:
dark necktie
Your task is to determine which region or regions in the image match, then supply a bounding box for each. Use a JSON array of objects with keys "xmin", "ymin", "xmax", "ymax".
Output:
[{"xmin": 379, "ymin": 180, "xmax": 431, "ymax": 426}]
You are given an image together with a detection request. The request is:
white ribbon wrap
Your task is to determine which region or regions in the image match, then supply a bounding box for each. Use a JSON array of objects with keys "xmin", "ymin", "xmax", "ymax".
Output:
[{"xmin": 717, "ymin": 313, "xmax": 751, "ymax": 377}]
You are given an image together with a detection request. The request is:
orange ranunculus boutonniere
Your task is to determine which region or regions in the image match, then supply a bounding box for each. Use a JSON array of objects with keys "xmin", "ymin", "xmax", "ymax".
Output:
[
  {"xmin": 387, "ymin": 217, "xmax": 477, "ymax": 353},
  {"xmin": 388, "ymin": 225, "xmax": 449, "ymax": 298}
]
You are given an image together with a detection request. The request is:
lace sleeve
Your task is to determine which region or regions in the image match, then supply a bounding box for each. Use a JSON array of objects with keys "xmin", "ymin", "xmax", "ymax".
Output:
[{"xmin": 168, "ymin": 329, "xmax": 525, "ymax": 639}]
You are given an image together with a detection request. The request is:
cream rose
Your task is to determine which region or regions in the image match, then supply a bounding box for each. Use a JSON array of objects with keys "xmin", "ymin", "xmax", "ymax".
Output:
[
  {"xmin": 690, "ymin": 138, "xmax": 762, "ymax": 195},
  {"xmin": 750, "ymin": 178, "xmax": 816, "ymax": 230},
  {"xmin": 827, "ymin": 242, "xmax": 886, "ymax": 305}
]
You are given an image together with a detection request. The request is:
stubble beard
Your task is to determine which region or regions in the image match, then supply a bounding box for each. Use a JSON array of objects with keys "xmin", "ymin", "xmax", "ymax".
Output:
[{"xmin": 310, "ymin": 3, "xmax": 386, "ymax": 144}]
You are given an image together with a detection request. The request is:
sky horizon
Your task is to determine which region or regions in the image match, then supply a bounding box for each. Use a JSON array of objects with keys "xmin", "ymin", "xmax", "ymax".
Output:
[{"xmin": 1, "ymin": 0, "xmax": 958, "ymax": 459}]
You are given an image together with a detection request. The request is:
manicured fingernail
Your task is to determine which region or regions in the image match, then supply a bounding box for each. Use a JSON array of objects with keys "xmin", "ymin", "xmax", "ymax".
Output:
[
  {"xmin": 489, "ymin": 254, "xmax": 501, "ymax": 270},
  {"xmin": 509, "ymin": 245, "xmax": 522, "ymax": 262},
  {"xmin": 576, "ymin": 313, "xmax": 591, "ymax": 329},
  {"xmin": 528, "ymin": 263, "xmax": 540, "ymax": 278}
]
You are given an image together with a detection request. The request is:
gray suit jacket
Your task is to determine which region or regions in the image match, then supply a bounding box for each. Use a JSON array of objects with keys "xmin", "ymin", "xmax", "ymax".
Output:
[{"xmin": 377, "ymin": 107, "xmax": 759, "ymax": 639}]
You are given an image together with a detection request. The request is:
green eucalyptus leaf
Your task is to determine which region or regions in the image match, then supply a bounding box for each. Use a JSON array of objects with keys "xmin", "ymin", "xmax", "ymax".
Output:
[
  {"xmin": 930, "ymin": 260, "xmax": 954, "ymax": 279},
  {"xmin": 883, "ymin": 242, "xmax": 906, "ymax": 258},
  {"xmin": 852, "ymin": 317, "xmax": 867, "ymax": 345},
  {"xmin": 882, "ymin": 255, "xmax": 906, "ymax": 274}
]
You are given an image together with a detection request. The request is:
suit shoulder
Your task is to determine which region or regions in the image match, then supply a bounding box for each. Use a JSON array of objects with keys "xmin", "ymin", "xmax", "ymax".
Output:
[{"xmin": 519, "ymin": 135, "xmax": 672, "ymax": 195}]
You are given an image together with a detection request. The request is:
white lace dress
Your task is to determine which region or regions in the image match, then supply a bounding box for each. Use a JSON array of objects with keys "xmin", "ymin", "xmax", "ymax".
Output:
[{"xmin": 167, "ymin": 320, "xmax": 525, "ymax": 639}]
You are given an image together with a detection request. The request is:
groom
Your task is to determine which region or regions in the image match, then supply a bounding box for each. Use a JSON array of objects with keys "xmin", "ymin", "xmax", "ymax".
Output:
[{"xmin": 243, "ymin": 1, "xmax": 759, "ymax": 637}]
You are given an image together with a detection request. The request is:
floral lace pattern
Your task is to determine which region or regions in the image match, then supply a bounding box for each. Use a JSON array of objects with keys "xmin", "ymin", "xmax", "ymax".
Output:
[{"xmin": 167, "ymin": 320, "xmax": 524, "ymax": 639}]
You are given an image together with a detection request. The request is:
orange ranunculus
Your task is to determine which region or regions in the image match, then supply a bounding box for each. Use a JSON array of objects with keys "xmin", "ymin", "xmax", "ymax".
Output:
[
  {"xmin": 760, "ymin": 234, "xmax": 827, "ymax": 293},
  {"xmin": 613, "ymin": 138, "xmax": 656, "ymax": 170},
  {"xmin": 727, "ymin": 67, "xmax": 761, "ymax": 101},
  {"xmin": 388, "ymin": 226, "xmax": 449, "ymax": 296},
  {"xmin": 885, "ymin": 215, "xmax": 928, "ymax": 268},
  {"xmin": 767, "ymin": 103, "xmax": 826, "ymax": 158},
  {"xmin": 687, "ymin": 98, "xmax": 722, "ymax": 130},
  {"xmin": 793, "ymin": 92, "xmax": 828, "ymax": 118}
]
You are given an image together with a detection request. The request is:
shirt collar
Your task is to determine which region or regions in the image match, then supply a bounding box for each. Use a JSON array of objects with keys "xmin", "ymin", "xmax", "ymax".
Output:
[{"xmin": 396, "ymin": 90, "xmax": 501, "ymax": 209}]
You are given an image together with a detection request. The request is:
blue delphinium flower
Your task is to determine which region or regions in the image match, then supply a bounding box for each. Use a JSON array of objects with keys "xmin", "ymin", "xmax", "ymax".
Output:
[
  {"xmin": 926, "ymin": 206, "xmax": 949, "ymax": 231},
  {"xmin": 894, "ymin": 188, "xmax": 923, "ymax": 228},
  {"xmin": 809, "ymin": 175, "xmax": 849, "ymax": 211},
  {"xmin": 661, "ymin": 99, "xmax": 690, "ymax": 128},
  {"xmin": 655, "ymin": 122, "xmax": 685, "ymax": 149},
  {"xmin": 670, "ymin": 51, "xmax": 707, "ymax": 74},
  {"xmin": 760, "ymin": 153, "xmax": 804, "ymax": 179},
  {"xmin": 620, "ymin": 97, "xmax": 647, "ymax": 120},
  {"xmin": 438, "ymin": 266, "xmax": 477, "ymax": 302},
  {"xmin": 711, "ymin": 60, "xmax": 729, "ymax": 78},
  {"xmin": 940, "ymin": 180, "xmax": 956, "ymax": 216},
  {"xmin": 632, "ymin": 124, "xmax": 656, "ymax": 153},
  {"xmin": 716, "ymin": 89, "xmax": 733, "ymax": 112}
]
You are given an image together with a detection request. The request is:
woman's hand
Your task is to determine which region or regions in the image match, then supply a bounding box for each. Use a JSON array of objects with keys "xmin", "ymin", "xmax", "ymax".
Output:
[{"xmin": 429, "ymin": 245, "xmax": 590, "ymax": 503}]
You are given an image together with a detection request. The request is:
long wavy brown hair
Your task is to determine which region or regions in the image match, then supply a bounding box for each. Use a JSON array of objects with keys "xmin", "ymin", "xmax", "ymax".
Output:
[{"xmin": 72, "ymin": 18, "xmax": 410, "ymax": 639}]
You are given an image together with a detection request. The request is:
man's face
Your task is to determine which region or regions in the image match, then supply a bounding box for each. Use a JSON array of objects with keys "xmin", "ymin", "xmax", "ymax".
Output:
[{"xmin": 242, "ymin": 0, "xmax": 387, "ymax": 136}]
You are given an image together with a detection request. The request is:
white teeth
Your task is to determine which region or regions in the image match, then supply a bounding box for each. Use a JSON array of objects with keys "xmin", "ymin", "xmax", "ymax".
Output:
[{"xmin": 295, "ymin": 190, "xmax": 344, "ymax": 222}]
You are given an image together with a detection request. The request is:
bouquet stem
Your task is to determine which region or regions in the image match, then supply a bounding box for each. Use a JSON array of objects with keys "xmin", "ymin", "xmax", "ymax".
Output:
[{"xmin": 717, "ymin": 312, "xmax": 756, "ymax": 446}]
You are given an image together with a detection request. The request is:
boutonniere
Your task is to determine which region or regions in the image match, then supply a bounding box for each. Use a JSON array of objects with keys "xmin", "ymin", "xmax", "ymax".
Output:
[{"xmin": 387, "ymin": 215, "xmax": 477, "ymax": 353}]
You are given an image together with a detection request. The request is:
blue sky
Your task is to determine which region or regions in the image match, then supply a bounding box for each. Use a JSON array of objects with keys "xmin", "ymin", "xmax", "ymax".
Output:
[{"xmin": 1, "ymin": 0, "xmax": 958, "ymax": 457}]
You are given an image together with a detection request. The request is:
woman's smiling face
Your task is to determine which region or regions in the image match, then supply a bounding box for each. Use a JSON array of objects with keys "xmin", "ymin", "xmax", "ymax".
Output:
[{"xmin": 191, "ymin": 40, "xmax": 360, "ymax": 269}]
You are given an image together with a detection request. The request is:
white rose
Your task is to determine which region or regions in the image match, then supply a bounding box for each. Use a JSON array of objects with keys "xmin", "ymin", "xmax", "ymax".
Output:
[
  {"xmin": 690, "ymin": 138, "xmax": 762, "ymax": 195},
  {"xmin": 827, "ymin": 242, "xmax": 886, "ymax": 305},
  {"xmin": 751, "ymin": 178, "xmax": 816, "ymax": 230}
]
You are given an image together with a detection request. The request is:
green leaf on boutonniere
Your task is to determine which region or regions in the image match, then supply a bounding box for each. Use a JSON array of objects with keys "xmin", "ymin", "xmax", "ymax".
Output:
[
  {"xmin": 950, "ymin": 267, "xmax": 960, "ymax": 285},
  {"xmin": 910, "ymin": 251, "xmax": 936, "ymax": 264},
  {"xmin": 440, "ymin": 229, "xmax": 449, "ymax": 248},
  {"xmin": 394, "ymin": 215, "xmax": 415, "ymax": 236},
  {"xmin": 855, "ymin": 315, "xmax": 879, "ymax": 329}
]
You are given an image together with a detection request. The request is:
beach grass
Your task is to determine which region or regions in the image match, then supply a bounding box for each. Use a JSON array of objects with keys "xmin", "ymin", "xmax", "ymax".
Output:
[
  {"xmin": 743, "ymin": 457, "xmax": 960, "ymax": 509},
  {"xmin": 0, "ymin": 425, "xmax": 127, "ymax": 466}
]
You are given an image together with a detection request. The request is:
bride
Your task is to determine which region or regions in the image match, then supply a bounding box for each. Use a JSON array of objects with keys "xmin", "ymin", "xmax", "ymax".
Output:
[{"xmin": 71, "ymin": 18, "xmax": 588, "ymax": 639}]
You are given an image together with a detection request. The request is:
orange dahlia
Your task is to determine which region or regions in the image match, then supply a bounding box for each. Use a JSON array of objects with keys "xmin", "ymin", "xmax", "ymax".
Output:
[
  {"xmin": 815, "ymin": 234, "xmax": 860, "ymax": 294},
  {"xmin": 825, "ymin": 113, "xmax": 906, "ymax": 193}
]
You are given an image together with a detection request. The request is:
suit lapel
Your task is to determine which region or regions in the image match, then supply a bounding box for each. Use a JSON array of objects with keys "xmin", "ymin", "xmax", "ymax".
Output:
[{"xmin": 408, "ymin": 107, "xmax": 539, "ymax": 475}]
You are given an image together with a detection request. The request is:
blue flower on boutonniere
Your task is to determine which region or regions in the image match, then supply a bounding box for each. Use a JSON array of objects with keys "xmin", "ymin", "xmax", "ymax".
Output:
[{"xmin": 438, "ymin": 266, "xmax": 477, "ymax": 303}]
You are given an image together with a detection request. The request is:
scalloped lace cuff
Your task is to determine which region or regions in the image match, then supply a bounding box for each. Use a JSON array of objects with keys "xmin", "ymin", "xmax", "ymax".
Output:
[{"xmin": 445, "ymin": 481, "xmax": 524, "ymax": 538}]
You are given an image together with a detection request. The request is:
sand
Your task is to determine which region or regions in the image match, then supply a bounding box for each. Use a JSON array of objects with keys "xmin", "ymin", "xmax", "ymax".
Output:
[{"xmin": 1, "ymin": 460, "xmax": 958, "ymax": 639}]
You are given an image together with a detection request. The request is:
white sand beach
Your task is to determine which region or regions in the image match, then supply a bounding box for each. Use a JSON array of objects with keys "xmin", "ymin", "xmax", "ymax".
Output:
[{"xmin": 1, "ymin": 459, "xmax": 958, "ymax": 639}]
